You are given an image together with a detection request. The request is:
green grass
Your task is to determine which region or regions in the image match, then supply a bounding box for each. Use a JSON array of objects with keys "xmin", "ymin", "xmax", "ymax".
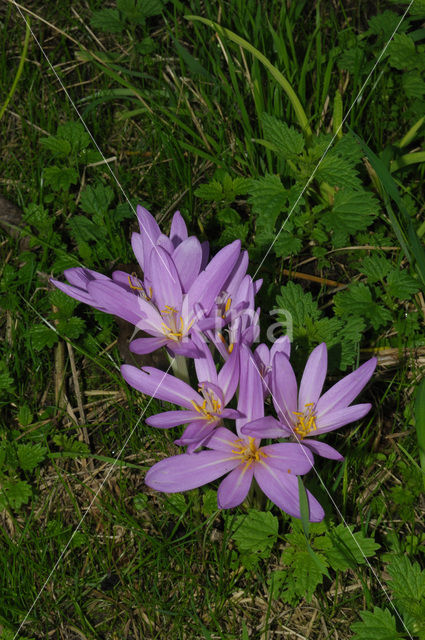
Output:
[{"xmin": 1, "ymin": 0, "xmax": 425, "ymax": 638}]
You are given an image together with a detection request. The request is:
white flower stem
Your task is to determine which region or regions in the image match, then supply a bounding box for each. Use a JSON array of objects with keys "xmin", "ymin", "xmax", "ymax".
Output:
[{"xmin": 170, "ymin": 354, "xmax": 190, "ymax": 384}]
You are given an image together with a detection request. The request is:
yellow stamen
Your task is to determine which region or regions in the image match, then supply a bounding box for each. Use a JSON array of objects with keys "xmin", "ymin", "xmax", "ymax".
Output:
[
  {"xmin": 230, "ymin": 437, "xmax": 268, "ymax": 467},
  {"xmin": 162, "ymin": 305, "xmax": 178, "ymax": 314},
  {"xmin": 293, "ymin": 402, "xmax": 317, "ymax": 439}
]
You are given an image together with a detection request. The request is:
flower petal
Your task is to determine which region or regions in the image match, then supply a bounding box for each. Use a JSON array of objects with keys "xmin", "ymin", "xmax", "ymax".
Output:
[
  {"xmin": 136, "ymin": 205, "xmax": 161, "ymax": 263},
  {"xmin": 254, "ymin": 464, "xmax": 324, "ymax": 522},
  {"xmin": 145, "ymin": 450, "xmax": 240, "ymax": 492},
  {"xmin": 303, "ymin": 440, "xmax": 344, "ymax": 460},
  {"xmin": 316, "ymin": 358, "xmax": 377, "ymax": 417},
  {"xmin": 218, "ymin": 342, "xmax": 240, "ymax": 404},
  {"xmin": 241, "ymin": 416, "xmax": 289, "ymax": 439},
  {"xmin": 121, "ymin": 364, "xmax": 201, "ymax": 409},
  {"xmin": 193, "ymin": 333, "xmax": 217, "ymax": 385},
  {"xmin": 316, "ymin": 403, "xmax": 372, "ymax": 433},
  {"xmin": 217, "ymin": 464, "xmax": 254, "ymax": 508},
  {"xmin": 170, "ymin": 210, "xmax": 188, "ymax": 247},
  {"xmin": 50, "ymin": 278, "xmax": 97, "ymax": 307},
  {"xmin": 260, "ymin": 442, "xmax": 313, "ymax": 474},
  {"xmin": 148, "ymin": 246, "xmax": 181, "ymax": 312},
  {"xmin": 146, "ymin": 410, "xmax": 199, "ymax": 428},
  {"xmin": 298, "ymin": 343, "xmax": 328, "ymax": 411},
  {"xmin": 172, "ymin": 236, "xmax": 203, "ymax": 292},
  {"xmin": 236, "ymin": 344, "xmax": 264, "ymax": 435},
  {"xmin": 129, "ymin": 336, "xmax": 168, "ymax": 354},
  {"xmin": 131, "ymin": 232, "xmax": 145, "ymax": 271},
  {"xmin": 174, "ymin": 419, "xmax": 218, "ymax": 446},
  {"xmin": 270, "ymin": 335, "xmax": 291, "ymax": 360},
  {"xmin": 272, "ymin": 352, "xmax": 298, "ymax": 428},
  {"xmin": 206, "ymin": 427, "xmax": 240, "ymax": 451},
  {"xmin": 87, "ymin": 280, "xmax": 148, "ymax": 325}
]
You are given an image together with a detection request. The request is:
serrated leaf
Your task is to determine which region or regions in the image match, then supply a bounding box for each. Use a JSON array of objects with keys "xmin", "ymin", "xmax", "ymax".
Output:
[
  {"xmin": 56, "ymin": 122, "xmax": 91, "ymax": 154},
  {"xmin": 90, "ymin": 8, "xmax": 123, "ymax": 33},
  {"xmin": 326, "ymin": 189, "xmax": 379, "ymax": 235},
  {"xmin": 316, "ymin": 153, "xmax": 362, "ymax": 190},
  {"xmin": 273, "ymin": 230, "xmax": 302, "ymax": 257},
  {"xmin": 351, "ymin": 607, "xmax": 402, "ymax": 640},
  {"xmin": 290, "ymin": 550, "xmax": 328, "ymax": 601},
  {"xmin": 0, "ymin": 361, "xmax": 15, "ymax": 392},
  {"xmin": 388, "ymin": 555, "xmax": 425, "ymax": 604},
  {"xmin": 164, "ymin": 493, "xmax": 187, "ymax": 516},
  {"xmin": 325, "ymin": 524, "xmax": 380, "ymax": 571},
  {"xmin": 231, "ymin": 509, "xmax": 278, "ymax": 557},
  {"xmin": 261, "ymin": 112, "xmax": 305, "ymax": 159},
  {"xmin": 17, "ymin": 404, "xmax": 33, "ymax": 427},
  {"xmin": 17, "ymin": 443, "xmax": 47, "ymax": 471},
  {"xmin": 44, "ymin": 166, "xmax": 78, "ymax": 192},
  {"xmin": 276, "ymin": 282, "xmax": 320, "ymax": 328},
  {"xmin": 118, "ymin": 0, "xmax": 163, "ymax": 21},
  {"xmin": 52, "ymin": 435, "xmax": 90, "ymax": 455},
  {"xmin": 194, "ymin": 180, "xmax": 223, "ymax": 201},
  {"xmin": 114, "ymin": 202, "xmax": 135, "ymax": 222},
  {"xmin": 387, "ymin": 33, "xmax": 417, "ymax": 71},
  {"xmin": 39, "ymin": 136, "xmax": 71, "ymax": 158},
  {"xmin": 202, "ymin": 489, "xmax": 218, "ymax": 516},
  {"xmin": 360, "ymin": 255, "xmax": 393, "ymax": 283},
  {"xmin": 367, "ymin": 11, "xmax": 404, "ymax": 40},
  {"xmin": 67, "ymin": 215, "xmax": 106, "ymax": 243},
  {"xmin": 403, "ymin": 71, "xmax": 425, "ymax": 99},
  {"xmin": 386, "ymin": 269, "xmax": 419, "ymax": 299},
  {"xmin": 80, "ymin": 184, "xmax": 114, "ymax": 215},
  {"xmin": 0, "ymin": 480, "xmax": 32, "ymax": 509},
  {"xmin": 49, "ymin": 288, "xmax": 78, "ymax": 316},
  {"xmin": 334, "ymin": 283, "xmax": 392, "ymax": 330},
  {"xmin": 57, "ymin": 317, "xmax": 86, "ymax": 339},
  {"xmin": 23, "ymin": 203, "xmax": 52, "ymax": 231},
  {"xmin": 248, "ymin": 174, "xmax": 287, "ymax": 227},
  {"xmin": 29, "ymin": 324, "xmax": 58, "ymax": 351}
]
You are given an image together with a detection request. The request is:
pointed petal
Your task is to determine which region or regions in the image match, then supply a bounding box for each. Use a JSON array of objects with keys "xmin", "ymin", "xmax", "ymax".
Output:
[
  {"xmin": 50, "ymin": 278, "xmax": 97, "ymax": 307},
  {"xmin": 206, "ymin": 427, "xmax": 240, "ymax": 451},
  {"xmin": 260, "ymin": 443, "xmax": 313, "ymax": 474},
  {"xmin": 303, "ymin": 440, "xmax": 344, "ymax": 460},
  {"xmin": 175, "ymin": 419, "xmax": 218, "ymax": 446},
  {"xmin": 145, "ymin": 450, "xmax": 240, "ymax": 492},
  {"xmin": 270, "ymin": 335, "xmax": 291, "ymax": 360},
  {"xmin": 218, "ymin": 342, "xmax": 240, "ymax": 404},
  {"xmin": 157, "ymin": 233, "xmax": 174, "ymax": 255},
  {"xmin": 220, "ymin": 408, "xmax": 242, "ymax": 420},
  {"xmin": 254, "ymin": 464, "xmax": 324, "ymax": 522},
  {"xmin": 241, "ymin": 416, "xmax": 290, "ymax": 439},
  {"xmin": 170, "ymin": 210, "xmax": 188, "ymax": 247},
  {"xmin": 146, "ymin": 410, "xmax": 199, "ymax": 428},
  {"xmin": 149, "ymin": 246, "xmax": 181, "ymax": 311},
  {"xmin": 129, "ymin": 336, "xmax": 168, "ymax": 353},
  {"xmin": 253, "ymin": 278, "xmax": 263, "ymax": 295},
  {"xmin": 316, "ymin": 403, "xmax": 372, "ymax": 433},
  {"xmin": 187, "ymin": 240, "xmax": 241, "ymax": 315},
  {"xmin": 223, "ymin": 250, "xmax": 248, "ymax": 295},
  {"xmin": 121, "ymin": 364, "xmax": 201, "ymax": 409},
  {"xmin": 136, "ymin": 205, "xmax": 161, "ymax": 260},
  {"xmin": 167, "ymin": 339, "xmax": 203, "ymax": 358},
  {"xmin": 316, "ymin": 358, "xmax": 377, "ymax": 417},
  {"xmin": 193, "ymin": 333, "xmax": 217, "ymax": 385},
  {"xmin": 272, "ymin": 352, "xmax": 298, "ymax": 428},
  {"xmin": 172, "ymin": 236, "xmax": 203, "ymax": 291},
  {"xmin": 236, "ymin": 344, "xmax": 264, "ymax": 435},
  {"xmin": 298, "ymin": 343, "xmax": 327, "ymax": 410},
  {"xmin": 63, "ymin": 267, "xmax": 110, "ymax": 287},
  {"xmin": 131, "ymin": 232, "xmax": 145, "ymax": 271},
  {"xmin": 254, "ymin": 343, "xmax": 270, "ymax": 369},
  {"xmin": 217, "ymin": 464, "xmax": 254, "ymax": 508},
  {"xmin": 86, "ymin": 280, "xmax": 147, "ymax": 325}
]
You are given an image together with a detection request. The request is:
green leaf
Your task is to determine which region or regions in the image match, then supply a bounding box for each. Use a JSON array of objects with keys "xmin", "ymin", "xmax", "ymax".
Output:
[
  {"xmin": 194, "ymin": 180, "xmax": 223, "ymax": 201},
  {"xmin": 17, "ymin": 404, "xmax": 33, "ymax": 427},
  {"xmin": 288, "ymin": 549, "xmax": 328, "ymax": 602},
  {"xmin": 351, "ymin": 607, "xmax": 402, "ymax": 640},
  {"xmin": 39, "ymin": 135, "xmax": 71, "ymax": 158},
  {"xmin": 57, "ymin": 317, "xmax": 86, "ymax": 339},
  {"xmin": 67, "ymin": 215, "xmax": 106, "ymax": 243},
  {"xmin": 44, "ymin": 166, "xmax": 78, "ymax": 192},
  {"xmin": 248, "ymin": 174, "xmax": 287, "ymax": 224},
  {"xmin": 90, "ymin": 8, "xmax": 123, "ymax": 33},
  {"xmin": 0, "ymin": 479, "xmax": 32, "ymax": 509},
  {"xmin": 326, "ymin": 189, "xmax": 379, "ymax": 235},
  {"xmin": 49, "ymin": 288, "xmax": 78, "ymax": 317},
  {"xmin": 52, "ymin": 435, "xmax": 90, "ymax": 455},
  {"xmin": 80, "ymin": 184, "xmax": 114, "ymax": 215},
  {"xmin": 23, "ymin": 203, "xmax": 52, "ymax": 231},
  {"xmin": 17, "ymin": 443, "xmax": 47, "ymax": 471},
  {"xmin": 388, "ymin": 555, "xmax": 425, "ymax": 608},
  {"xmin": 403, "ymin": 71, "xmax": 425, "ymax": 99},
  {"xmin": 367, "ymin": 10, "xmax": 404, "ymax": 40},
  {"xmin": 231, "ymin": 509, "xmax": 279, "ymax": 557},
  {"xmin": 360, "ymin": 255, "xmax": 393, "ymax": 283},
  {"xmin": 164, "ymin": 493, "xmax": 187, "ymax": 516},
  {"xmin": 118, "ymin": 0, "xmax": 163, "ymax": 21},
  {"xmin": 325, "ymin": 524, "xmax": 380, "ymax": 571},
  {"xmin": 29, "ymin": 324, "xmax": 58, "ymax": 351},
  {"xmin": 261, "ymin": 112, "xmax": 305, "ymax": 159},
  {"xmin": 316, "ymin": 153, "xmax": 362, "ymax": 190},
  {"xmin": 334, "ymin": 283, "xmax": 392, "ymax": 330},
  {"xmin": 387, "ymin": 33, "xmax": 417, "ymax": 71},
  {"xmin": 0, "ymin": 361, "xmax": 15, "ymax": 392},
  {"xmin": 56, "ymin": 122, "xmax": 91, "ymax": 154},
  {"xmin": 276, "ymin": 282, "xmax": 320, "ymax": 328},
  {"xmin": 202, "ymin": 489, "xmax": 218, "ymax": 516},
  {"xmin": 386, "ymin": 269, "xmax": 420, "ymax": 299}
]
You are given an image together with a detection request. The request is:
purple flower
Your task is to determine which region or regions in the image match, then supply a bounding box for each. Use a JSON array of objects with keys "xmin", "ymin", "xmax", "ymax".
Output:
[
  {"xmin": 253, "ymin": 335, "xmax": 291, "ymax": 397},
  {"xmin": 121, "ymin": 339, "xmax": 241, "ymax": 452},
  {"xmin": 144, "ymin": 345, "xmax": 324, "ymax": 521},
  {"xmin": 242, "ymin": 343, "xmax": 377, "ymax": 460}
]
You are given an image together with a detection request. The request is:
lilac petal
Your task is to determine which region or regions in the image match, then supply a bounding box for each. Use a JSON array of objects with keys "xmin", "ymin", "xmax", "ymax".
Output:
[
  {"xmin": 167, "ymin": 340, "xmax": 203, "ymax": 358},
  {"xmin": 218, "ymin": 343, "xmax": 240, "ymax": 404},
  {"xmin": 149, "ymin": 246, "xmax": 181, "ymax": 311},
  {"xmin": 223, "ymin": 250, "xmax": 249, "ymax": 295},
  {"xmin": 170, "ymin": 210, "xmax": 188, "ymax": 247},
  {"xmin": 63, "ymin": 267, "xmax": 110, "ymax": 287},
  {"xmin": 200, "ymin": 241, "xmax": 210, "ymax": 270},
  {"xmin": 253, "ymin": 278, "xmax": 263, "ymax": 295},
  {"xmin": 121, "ymin": 364, "xmax": 201, "ymax": 409},
  {"xmin": 270, "ymin": 335, "xmax": 291, "ymax": 360},
  {"xmin": 111, "ymin": 270, "xmax": 135, "ymax": 291},
  {"xmin": 298, "ymin": 342, "xmax": 327, "ymax": 411},
  {"xmin": 254, "ymin": 343, "xmax": 270, "ymax": 369},
  {"xmin": 199, "ymin": 381, "xmax": 225, "ymax": 411},
  {"xmin": 50, "ymin": 279, "xmax": 97, "ymax": 307},
  {"xmin": 220, "ymin": 408, "xmax": 242, "ymax": 420},
  {"xmin": 175, "ymin": 419, "xmax": 218, "ymax": 446},
  {"xmin": 272, "ymin": 352, "xmax": 298, "ymax": 428},
  {"xmin": 86, "ymin": 280, "xmax": 147, "ymax": 325},
  {"xmin": 194, "ymin": 333, "xmax": 217, "ymax": 385},
  {"xmin": 145, "ymin": 450, "xmax": 240, "ymax": 492},
  {"xmin": 236, "ymin": 344, "xmax": 264, "ymax": 435},
  {"xmin": 217, "ymin": 464, "xmax": 254, "ymax": 508},
  {"xmin": 303, "ymin": 440, "xmax": 344, "ymax": 460},
  {"xmin": 129, "ymin": 336, "xmax": 168, "ymax": 354},
  {"xmin": 187, "ymin": 240, "xmax": 241, "ymax": 315},
  {"xmin": 146, "ymin": 410, "xmax": 199, "ymax": 428},
  {"xmin": 254, "ymin": 464, "xmax": 324, "ymax": 522},
  {"xmin": 241, "ymin": 416, "xmax": 290, "ymax": 439},
  {"xmin": 260, "ymin": 442, "xmax": 313, "ymax": 474},
  {"xmin": 316, "ymin": 358, "xmax": 377, "ymax": 417},
  {"xmin": 131, "ymin": 232, "xmax": 145, "ymax": 271},
  {"xmin": 136, "ymin": 205, "xmax": 161, "ymax": 259},
  {"xmin": 206, "ymin": 427, "xmax": 240, "ymax": 451},
  {"xmin": 157, "ymin": 233, "xmax": 174, "ymax": 255},
  {"xmin": 316, "ymin": 403, "xmax": 372, "ymax": 433},
  {"xmin": 172, "ymin": 237, "xmax": 203, "ymax": 291}
]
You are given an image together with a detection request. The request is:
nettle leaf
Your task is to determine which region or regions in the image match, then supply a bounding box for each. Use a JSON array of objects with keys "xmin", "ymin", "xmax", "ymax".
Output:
[
  {"xmin": 56, "ymin": 122, "xmax": 91, "ymax": 154},
  {"xmin": 195, "ymin": 180, "xmax": 224, "ymax": 201},
  {"xmin": 289, "ymin": 550, "xmax": 328, "ymax": 602},
  {"xmin": 231, "ymin": 509, "xmax": 279, "ymax": 557},
  {"xmin": 80, "ymin": 184, "xmax": 114, "ymax": 215},
  {"xmin": 52, "ymin": 435, "xmax": 90, "ymax": 455},
  {"xmin": 273, "ymin": 230, "xmax": 302, "ymax": 257},
  {"xmin": 67, "ymin": 215, "xmax": 107, "ymax": 243},
  {"xmin": 164, "ymin": 493, "xmax": 187, "ymax": 516},
  {"xmin": 327, "ymin": 189, "xmax": 379, "ymax": 235},
  {"xmin": 44, "ymin": 166, "xmax": 79, "ymax": 192},
  {"xmin": 338, "ymin": 45, "xmax": 366, "ymax": 74},
  {"xmin": 39, "ymin": 135, "xmax": 71, "ymax": 158},
  {"xmin": 29, "ymin": 324, "xmax": 58, "ymax": 351},
  {"xmin": 316, "ymin": 153, "xmax": 362, "ymax": 190},
  {"xmin": 0, "ymin": 479, "xmax": 32, "ymax": 510},
  {"xmin": 0, "ymin": 360, "xmax": 15, "ymax": 392},
  {"xmin": 386, "ymin": 269, "xmax": 420, "ymax": 299},
  {"xmin": 248, "ymin": 174, "xmax": 287, "ymax": 224},
  {"xmin": 351, "ymin": 607, "xmax": 402, "ymax": 640},
  {"xmin": 261, "ymin": 112, "xmax": 305, "ymax": 159},
  {"xmin": 403, "ymin": 71, "xmax": 425, "ymax": 99},
  {"xmin": 367, "ymin": 10, "xmax": 404, "ymax": 40},
  {"xmin": 360, "ymin": 255, "xmax": 393, "ymax": 283},
  {"xmin": 23, "ymin": 203, "xmax": 52, "ymax": 231},
  {"xmin": 325, "ymin": 524, "xmax": 380, "ymax": 571},
  {"xmin": 387, "ymin": 555, "xmax": 425, "ymax": 618},
  {"xmin": 387, "ymin": 33, "xmax": 417, "ymax": 71},
  {"xmin": 276, "ymin": 282, "xmax": 320, "ymax": 328},
  {"xmin": 114, "ymin": 202, "xmax": 135, "ymax": 222},
  {"xmin": 90, "ymin": 8, "xmax": 123, "ymax": 33},
  {"xmin": 17, "ymin": 443, "xmax": 47, "ymax": 471},
  {"xmin": 49, "ymin": 288, "xmax": 78, "ymax": 317},
  {"xmin": 118, "ymin": 0, "xmax": 164, "ymax": 21},
  {"xmin": 334, "ymin": 283, "xmax": 392, "ymax": 330},
  {"xmin": 333, "ymin": 132, "xmax": 364, "ymax": 164},
  {"xmin": 57, "ymin": 317, "xmax": 86, "ymax": 340}
]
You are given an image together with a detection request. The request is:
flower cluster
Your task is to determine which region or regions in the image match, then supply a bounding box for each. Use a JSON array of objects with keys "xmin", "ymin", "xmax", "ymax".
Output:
[{"xmin": 52, "ymin": 206, "xmax": 377, "ymax": 522}]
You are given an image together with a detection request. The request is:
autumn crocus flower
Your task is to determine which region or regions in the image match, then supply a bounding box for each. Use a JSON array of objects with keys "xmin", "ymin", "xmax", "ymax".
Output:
[
  {"xmin": 145, "ymin": 345, "xmax": 324, "ymax": 521},
  {"xmin": 242, "ymin": 343, "xmax": 377, "ymax": 460},
  {"xmin": 253, "ymin": 335, "xmax": 291, "ymax": 397},
  {"xmin": 121, "ymin": 340, "xmax": 241, "ymax": 452}
]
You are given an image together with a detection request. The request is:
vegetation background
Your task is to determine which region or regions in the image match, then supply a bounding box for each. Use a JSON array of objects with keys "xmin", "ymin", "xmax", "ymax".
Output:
[{"xmin": 1, "ymin": 0, "xmax": 425, "ymax": 638}]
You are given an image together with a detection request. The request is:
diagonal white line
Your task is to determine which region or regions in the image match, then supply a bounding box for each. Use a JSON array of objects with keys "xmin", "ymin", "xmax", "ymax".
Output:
[
  {"xmin": 244, "ymin": 347, "xmax": 414, "ymax": 639},
  {"xmin": 11, "ymin": 1, "xmax": 177, "ymax": 283},
  {"xmin": 252, "ymin": 0, "xmax": 415, "ymax": 281}
]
